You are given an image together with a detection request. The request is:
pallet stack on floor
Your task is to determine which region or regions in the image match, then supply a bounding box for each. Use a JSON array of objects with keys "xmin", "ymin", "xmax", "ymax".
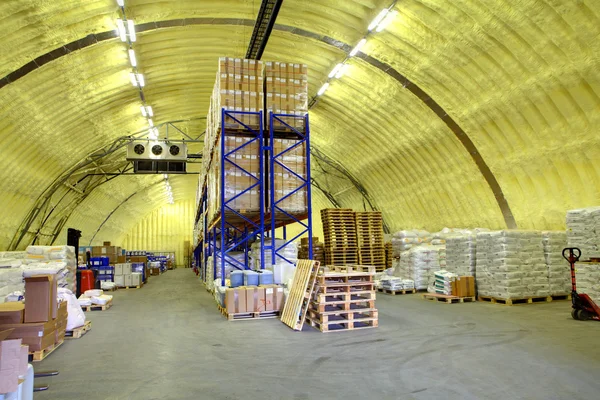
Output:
[
  {"xmin": 321, "ymin": 209, "xmax": 358, "ymax": 265},
  {"xmin": 305, "ymin": 265, "xmax": 378, "ymax": 332},
  {"xmin": 385, "ymin": 242, "xmax": 393, "ymax": 269},
  {"xmin": 355, "ymin": 211, "xmax": 386, "ymax": 271}
]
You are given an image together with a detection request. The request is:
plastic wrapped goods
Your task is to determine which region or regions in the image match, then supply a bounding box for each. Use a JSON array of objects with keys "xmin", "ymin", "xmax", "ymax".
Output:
[
  {"xmin": 57, "ymin": 288, "xmax": 86, "ymax": 331},
  {"xmin": 476, "ymin": 230, "xmax": 549, "ymax": 299},
  {"xmin": 393, "ymin": 245, "xmax": 442, "ymax": 290},
  {"xmin": 250, "ymin": 239, "xmax": 297, "ymax": 269},
  {"xmin": 0, "ymin": 267, "xmax": 25, "ymax": 303},
  {"xmin": 576, "ymin": 262, "xmax": 600, "ymax": 305},
  {"xmin": 391, "ymin": 230, "xmax": 430, "ymax": 257},
  {"xmin": 566, "ymin": 207, "xmax": 600, "ymax": 259},
  {"xmin": 543, "ymin": 231, "xmax": 571, "ymax": 295},
  {"xmin": 24, "ymin": 245, "xmax": 77, "ymax": 293},
  {"xmin": 430, "ymin": 270, "xmax": 457, "ymax": 295}
]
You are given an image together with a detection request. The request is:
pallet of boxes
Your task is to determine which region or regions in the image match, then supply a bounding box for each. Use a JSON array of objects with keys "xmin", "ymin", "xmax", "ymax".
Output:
[
  {"xmin": 114, "ymin": 262, "xmax": 143, "ymax": 289},
  {"xmin": 305, "ymin": 265, "xmax": 378, "ymax": 332},
  {"xmin": 0, "ymin": 275, "xmax": 67, "ymax": 362},
  {"xmin": 422, "ymin": 271, "xmax": 476, "ymax": 304}
]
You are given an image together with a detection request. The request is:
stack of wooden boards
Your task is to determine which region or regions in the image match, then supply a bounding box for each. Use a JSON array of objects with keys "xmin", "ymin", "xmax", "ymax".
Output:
[
  {"xmin": 305, "ymin": 265, "xmax": 378, "ymax": 333},
  {"xmin": 321, "ymin": 209, "xmax": 386, "ymax": 271},
  {"xmin": 385, "ymin": 242, "xmax": 393, "ymax": 269},
  {"xmin": 355, "ymin": 212, "xmax": 386, "ymax": 271},
  {"xmin": 297, "ymin": 236, "xmax": 325, "ymax": 265}
]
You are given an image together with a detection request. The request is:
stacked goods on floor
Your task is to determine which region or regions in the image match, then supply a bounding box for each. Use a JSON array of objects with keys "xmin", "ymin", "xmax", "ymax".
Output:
[
  {"xmin": 89, "ymin": 257, "xmax": 114, "ymax": 285},
  {"xmin": 24, "ymin": 246, "xmax": 77, "ymax": 293},
  {"xmin": 396, "ymin": 245, "xmax": 442, "ymax": 290},
  {"xmin": 576, "ymin": 262, "xmax": 600, "ymax": 304},
  {"xmin": 385, "ymin": 242, "xmax": 393, "ymax": 269},
  {"xmin": 265, "ymin": 61, "xmax": 308, "ymax": 129},
  {"xmin": 445, "ymin": 231, "xmax": 477, "ymax": 276},
  {"xmin": 148, "ymin": 261, "xmax": 162, "ymax": 276},
  {"xmin": 114, "ymin": 263, "xmax": 142, "ymax": 288},
  {"xmin": 423, "ymin": 275, "xmax": 476, "ymax": 303},
  {"xmin": 566, "ymin": 207, "xmax": 600, "ymax": 259},
  {"xmin": 430, "ymin": 270, "xmax": 457, "ymax": 295},
  {"xmin": 306, "ymin": 265, "xmax": 378, "ymax": 333},
  {"xmin": 391, "ymin": 230, "xmax": 430, "ymax": 257},
  {"xmin": 127, "ymin": 252, "xmax": 149, "ymax": 283},
  {"xmin": 77, "ymin": 289, "xmax": 113, "ymax": 311},
  {"xmin": 0, "ymin": 275, "xmax": 67, "ymax": 361},
  {"xmin": 377, "ymin": 275, "xmax": 415, "ymax": 293},
  {"xmin": 0, "ymin": 257, "xmax": 25, "ymax": 302},
  {"xmin": 543, "ymin": 231, "xmax": 571, "ymax": 295},
  {"xmin": 355, "ymin": 212, "xmax": 386, "ymax": 271},
  {"xmin": 476, "ymin": 231, "xmax": 549, "ymax": 302},
  {"xmin": 0, "ymin": 329, "xmax": 29, "ymax": 392},
  {"xmin": 92, "ymin": 243, "xmax": 122, "ymax": 266},
  {"xmin": 298, "ymin": 237, "xmax": 325, "ymax": 265},
  {"xmin": 321, "ymin": 209, "xmax": 358, "ymax": 265}
]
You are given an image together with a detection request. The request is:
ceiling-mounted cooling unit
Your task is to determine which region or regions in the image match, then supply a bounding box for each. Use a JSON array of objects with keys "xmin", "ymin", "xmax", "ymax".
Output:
[{"xmin": 126, "ymin": 140, "xmax": 188, "ymax": 161}]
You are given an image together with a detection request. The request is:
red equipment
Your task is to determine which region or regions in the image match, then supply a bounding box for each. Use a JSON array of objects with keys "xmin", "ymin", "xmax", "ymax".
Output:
[
  {"xmin": 79, "ymin": 270, "xmax": 95, "ymax": 293},
  {"xmin": 563, "ymin": 247, "xmax": 600, "ymax": 321}
]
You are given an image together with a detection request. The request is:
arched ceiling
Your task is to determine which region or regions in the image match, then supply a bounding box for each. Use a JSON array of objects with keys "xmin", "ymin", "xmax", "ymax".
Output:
[{"xmin": 1, "ymin": 0, "xmax": 599, "ymax": 250}]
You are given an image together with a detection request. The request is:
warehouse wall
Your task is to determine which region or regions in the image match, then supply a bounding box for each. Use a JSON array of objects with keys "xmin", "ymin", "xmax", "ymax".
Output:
[{"xmin": 121, "ymin": 199, "xmax": 195, "ymax": 267}]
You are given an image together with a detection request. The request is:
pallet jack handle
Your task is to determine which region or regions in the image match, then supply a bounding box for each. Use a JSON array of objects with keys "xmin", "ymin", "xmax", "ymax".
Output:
[{"xmin": 562, "ymin": 247, "xmax": 581, "ymax": 263}]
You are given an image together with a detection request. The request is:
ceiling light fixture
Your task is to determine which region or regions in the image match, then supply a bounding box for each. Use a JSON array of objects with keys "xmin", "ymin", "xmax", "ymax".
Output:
[
  {"xmin": 368, "ymin": 9, "xmax": 389, "ymax": 31},
  {"xmin": 335, "ymin": 64, "xmax": 350, "ymax": 79},
  {"xmin": 317, "ymin": 82, "xmax": 330, "ymax": 96},
  {"xmin": 128, "ymin": 49, "xmax": 137, "ymax": 67},
  {"xmin": 127, "ymin": 20, "xmax": 136, "ymax": 42},
  {"xmin": 148, "ymin": 118, "xmax": 154, "ymax": 127},
  {"xmin": 129, "ymin": 72, "xmax": 144, "ymax": 87},
  {"xmin": 149, "ymin": 129, "xmax": 158, "ymax": 140},
  {"xmin": 116, "ymin": 19, "xmax": 127, "ymax": 42},
  {"xmin": 328, "ymin": 63, "xmax": 343, "ymax": 78},
  {"xmin": 349, "ymin": 38, "xmax": 366, "ymax": 56},
  {"xmin": 140, "ymin": 105, "xmax": 153, "ymax": 117},
  {"xmin": 116, "ymin": 0, "xmax": 125, "ymax": 6},
  {"xmin": 376, "ymin": 10, "xmax": 398, "ymax": 32}
]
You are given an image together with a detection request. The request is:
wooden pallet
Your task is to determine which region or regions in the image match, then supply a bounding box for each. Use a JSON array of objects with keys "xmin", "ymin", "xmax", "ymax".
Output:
[
  {"xmin": 550, "ymin": 293, "xmax": 572, "ymax": 301},
  {"xmin": 30, "ymin": 340, "xmax": 63, "ymax": 362},
  {"xmin": 119, "ymin": 285, "xmax": 141, "ymax": 290},
  {"xmin": 422, "ymin": 293, "xmax": 476, "ymax": 304},
  {"xmin": 217, "ymin": 305, "xmax": 280, "ymax": 321},
  {"xmin": 82, "ymin": 299, "xmax": 112, "ymax": 312},
  {"xmin": 478, "ymin": 295, "xmax": 552, "ymax": 306},
  {"xmin": 330, "ymin": 265, "xmax": 376, "ymax": 274},
  {"xmin": 305, "ymin": 308, "xmax": 378, "ymax": 333},
  {"xmin": 280, "ymin": 259, "xmax": 320, "ymax": 331},
  {"xmin": 65, "ymin": 321, "xmax": 92, "ymax": 339},
  {"xmin": 377, "ymin": 288, "xmax": 417, "ymax": 295},
  {"xmin": 313, "ymin": 290, "xmax": 376, "ymax": 303},
  {"xmin": 311, "ymin": 299, "xmax": 376, "ymax": 313}
]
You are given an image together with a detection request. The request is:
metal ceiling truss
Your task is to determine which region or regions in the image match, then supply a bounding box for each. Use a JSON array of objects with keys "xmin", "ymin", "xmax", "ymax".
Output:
[
  {"xmin": 9, "ymin": 119, "xmax": 205, "ymax": 250},
  {"xmin": 245, "ymin": 0, "xmax": 285, "ymax": 60}
]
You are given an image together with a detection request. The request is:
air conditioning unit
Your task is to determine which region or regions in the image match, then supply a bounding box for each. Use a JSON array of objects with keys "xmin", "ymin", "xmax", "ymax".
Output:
[{"xmin": 126, "ymin": 140, "xmax": 188, "ymax": 161}]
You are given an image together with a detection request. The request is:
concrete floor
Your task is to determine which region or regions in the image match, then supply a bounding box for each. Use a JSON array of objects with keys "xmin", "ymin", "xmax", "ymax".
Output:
[{"xmin": 35, "ymin": 268, "xmax": 600, "ymax": 400}]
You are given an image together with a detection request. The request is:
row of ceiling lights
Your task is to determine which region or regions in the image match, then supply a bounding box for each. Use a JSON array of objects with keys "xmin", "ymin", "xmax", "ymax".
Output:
[
  {"xmin": 115, "ymin": 0, "xmax": 158, "ymax": 139},
  {"xmin": 317, "ymin": 4, "xmax": 398, "ymax": 97}
]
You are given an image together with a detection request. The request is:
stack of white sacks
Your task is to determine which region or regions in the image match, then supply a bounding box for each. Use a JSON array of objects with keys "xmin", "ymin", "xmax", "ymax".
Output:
[
  {"xmin": 430, "ymin": 270, "xmax": 457, "ymax": 295},
  {"xmin": 445, "ymin": 230, "xmax": 478, "ymax": 276},
  {"xmin": 24, "ymin": 245, "xmax": 77, "ymax": 293},
  {"xmin": 77, "ymin": 289, "xmax": 113, "ymax": 307},
  {"xmin": 396, "ymin": 245, "xmax": 442, "ymax": 290},
  {"xmin": 542, "ymin": 231, "xmax": 571, "ymax": 295},
  {"xmin": 576, "ymin": 262, "xmax": 600, "ymax": 304},
  {"xmin": 391, "ymin": 230, "xmax": 430, "ymax": 257},
  {"xmin": 566, "ymin": 207, "xmax": 600, "ymax": 259},
  {"xmin": 205, "ymin": 253, "xmax": 243, "ymax": 290},
  {"xmin": 476, "ymin": 230, "xmax": 549, "ymax": 299}
]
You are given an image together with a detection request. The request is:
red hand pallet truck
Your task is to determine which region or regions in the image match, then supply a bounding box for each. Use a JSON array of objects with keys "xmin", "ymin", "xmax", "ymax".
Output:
[{"xmin": 563, "ymin": 247, "xmax": 600, "ymax": 321}]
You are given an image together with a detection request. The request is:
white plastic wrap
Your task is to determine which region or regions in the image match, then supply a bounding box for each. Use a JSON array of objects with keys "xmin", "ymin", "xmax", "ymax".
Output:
[
  {"xmin": 57, "ymin": 288, "xmax": 86, "ymax": 330},
  {"xmin": 430, "ymin": 270, "xmax": 457, "ymax": 295},
  {"xmin": 542, "ymin": 231, "xmax": 570, "ymax": 295},
  {"xmin": 84, "ymin": 289, "xmax": 103, "ymax": 297},
  {"xmin": 576, "ymin": 262, "xmax": 600, "ymax": 305},
  {"xmin": 23, "ymin": 245, "xmax": 76, "ymax": 293},
  {"xmin": 101, "ymin": 281, "xmax": 116, "ymax": 290},
  {"xmin": 77, "ymin": 296, "xmax": 92, "ymax": 306},
  {"xmin": 250, "ymin": 239, "xmax": 298, "ymax": 268},
  {"xmin": 91, "ymin": 294, "xmax": 113, "ymax": 305},
  {"xmin": 566, "ymin": 207, "xmax": 600, "ymax": 259}
]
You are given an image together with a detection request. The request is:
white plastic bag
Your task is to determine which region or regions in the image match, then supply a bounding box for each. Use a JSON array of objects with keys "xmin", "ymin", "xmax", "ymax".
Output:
[
  {"xmin": 91, "ymin": 294, "xmax": 113, "ymax": 305},
  {"xmin": 84, "ymin": 289, "xmax": 103, "ymax": 297},
  {"xmin": 57, "ymin": 288, "xmax": 86, "ymax": 330}
]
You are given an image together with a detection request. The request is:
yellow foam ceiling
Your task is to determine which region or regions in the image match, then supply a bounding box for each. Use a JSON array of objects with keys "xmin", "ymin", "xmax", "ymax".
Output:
[{"xmin": 0, "ymin": 0, "xmax": 599, "ymax": 249}]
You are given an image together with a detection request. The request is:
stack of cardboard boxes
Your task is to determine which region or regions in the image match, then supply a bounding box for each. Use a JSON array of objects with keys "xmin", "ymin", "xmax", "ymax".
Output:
[
  {"xmin": 265, "ymin": 61, "xmax": 308, "ymax": 130},
  {"xmin": 92, "ymin": 242, "xmax": 122, "ymax": 265},
  {"xmin": 114, "ymin": 263, "xmax": 143, "ymax": 288},
  {"xmin": 0, "ymin": 275, "xmax": 66, "ymax": 357},
  {"xmin": 451, "ymin": 276, "xmax": 476, "ymax": 298},
  {"xmin": 224, "ymin": 285, "xmax": 284, "ymax": 315},
  {"xmin": 0, "ymin": 330, "xmax": 29, "ymax": 393}
]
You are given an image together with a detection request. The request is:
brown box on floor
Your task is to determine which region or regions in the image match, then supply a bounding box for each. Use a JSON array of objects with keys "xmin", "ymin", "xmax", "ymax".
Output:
[
  {"xmin": 452, "ymin": 276, "xmax": 475, "ymax": 297},
  {"xmin": 0, "ymin": 320, "xmax": 56, "ymax": 352},
  {"xmin": 24, "ymin": 275, "xmax": 57, "ymax": 323},
  {"xmin": 225, "ymin": 288, "xmax": 246, "ymax": 314},
  {"xmin": 0, "ymin": 331, "xmax": 23, "ymax": 394},
  {"xmin": 0, "ymin": 303, "xmax": 24, "ymax": 324},
  {"xmin": 245, "ymin": 287, "xmax": 266, "ymax": 312},
  {"xmin": 55, "ymin": 301, "xmax": 67, "ymax": 344}
]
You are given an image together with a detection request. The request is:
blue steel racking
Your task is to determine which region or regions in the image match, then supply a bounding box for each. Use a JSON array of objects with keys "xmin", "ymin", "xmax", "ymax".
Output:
[{"xmin": 197, "ymin": 109, "xmax": 313, "ymax": 287}]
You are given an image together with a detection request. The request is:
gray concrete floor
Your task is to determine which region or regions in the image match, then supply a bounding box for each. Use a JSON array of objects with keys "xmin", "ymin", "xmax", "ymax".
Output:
[{"xmin": 35, "ymin": 268, "xmax": 600, "ymax": 400}]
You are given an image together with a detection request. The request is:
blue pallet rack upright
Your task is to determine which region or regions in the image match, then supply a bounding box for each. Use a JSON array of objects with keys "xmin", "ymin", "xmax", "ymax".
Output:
[{"xmin": 268, "ymin": 111, "xmax": 313, "ymax": 266}]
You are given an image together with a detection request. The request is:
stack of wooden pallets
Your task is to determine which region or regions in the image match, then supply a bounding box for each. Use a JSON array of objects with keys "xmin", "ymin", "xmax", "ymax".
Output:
[
  {"xmin": 305, "ymin": 265, "xmax": 378, "ymax": 333},
  {"xmin": 355, "ymin": 211, "xmax": 386, "ymax": 271},
  {"xmin": 385, "ymin": 242, "xmax": 393, "ymax": 269},
  {"xmin": 321, "ymin": 209, "xmax": 358, "ymax": 265}
]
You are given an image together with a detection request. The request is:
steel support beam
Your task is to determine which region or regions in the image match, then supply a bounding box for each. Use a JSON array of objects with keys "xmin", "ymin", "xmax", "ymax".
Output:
[{"xmin": 245, "ymin": 0, "xmax": 285, "ymax": 60}]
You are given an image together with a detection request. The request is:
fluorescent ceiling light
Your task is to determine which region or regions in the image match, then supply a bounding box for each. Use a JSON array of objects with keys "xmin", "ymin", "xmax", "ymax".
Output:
[
  {"xmin": 317, "ymin": 82, "xmax": 329, "ymax": 96},
  {"xmin": 130, "ymin": 73, "xmax": 144, "ymax": 87},
  {"xmin": 140, "ymin": 105, "xmax": 153, "ymax": 117},
  {"xmin": 368, "ymin": 9, "xmax": 389, "ymax": 31},
  {"xmin": 127, "ymin": 20, "xmax": 136, "ymax": 42},
  {"xmin": 349, "ymin": 38, "xmax": 366, "ymax": 56},
  {"xmin": 140, "ymin": 105, "xmax": 147, "ymax": 117},
  {"xmin": 137, "ymin": 73, "xmax": 145, "ymax": 87},
  {"xmin": 376, "ymin": 10, "xmax": 398, "ymax": 32},
  {"xmin": 117, "ymin": 0, "xmax": 124, "ymax": 6},
  {"xmin": 128, "ymin": 49, "xmax": 137, "ymax": 67},
  {"xmin": 149, "ymin": 129, "xmax": 157, "ymax": 140},
  {"xmin": 148, "ymin": 118, "xmax": 154, "ymax": 127},
  {"xmin": 163, "ymin": 174, "xmax": 168, "ymax": 179},
  {"xmin": 129, "ymin": 72, "xmax": 137, "ymax": 86},
  {"xmin": 335, "ymin": 64, "xmax": 350, "ymax": 79},
  {"xmin": 328, "ymin": 63, "xmax": 343, "ymax": 78},
  {"xmin": 145, "ymin": 106, "xmax": 153, "ymax": 117},
  {"xmin": 116, "ymin": 20, "xmax": 126, "ymax": 42}
]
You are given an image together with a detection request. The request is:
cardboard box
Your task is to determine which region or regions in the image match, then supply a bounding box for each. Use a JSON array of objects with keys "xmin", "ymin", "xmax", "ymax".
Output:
[
  {"xmin": 261, "ymin": 285, "xmax": 274, "ymax": 311},
  {"xmin": 122, "ymin": 263, "xmax": 132, "ymax": 275},
  {"xmin": 57, "ymin": 301, "xmax": 67, "ymax": 318},
  {"xmin": 114, "ymin": 264, "xmax": 123, "ymax": 275},
  {"xmin": 0, "ymin": 337, "xmax": 21, "ymax": 371},
  {"xmin": 453, "ymin": 276, "xmax": 476, "ymax": 297},
  {"xmin": 124, "ymin": 274, "xmax": 133, "ymax": 287},
  {"xmin": 24, "ymin": 275, "xmax": 57, "ymax": 323},
  {"xmin": 117, "ymin": 255, "xmax": 126, "ymax": 264},
  {"xmin": 131, "ymin": 273, "xmax": 142, "ymax": 287},
  {"xmin": 0, "ymin": 321, "xmax": 56, "ymax": 352},
  {"xmin": 103, "ymin": 241, "xmax": 111, "ymax": 246},
  {"xmin": 225, "ymin": 288, "xmax": 246, "ymax": 314},
  {"xmin": 245, "ymin": 287, "xmax": 266, "ymax": 312},
  {"xmin": 19, "ymin": 345, "xmax": 28, "ymax": 376},
  {"xmin": 0, "ymin": 303, "xmax": 24, "ymax": 324},
  {"xmin": 23, "ymin": 331, "xmax": 55, "ymax": 352},
  {"xmin": 114, "ymin": 275, "xmax": 125, "ymax": 287}
]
